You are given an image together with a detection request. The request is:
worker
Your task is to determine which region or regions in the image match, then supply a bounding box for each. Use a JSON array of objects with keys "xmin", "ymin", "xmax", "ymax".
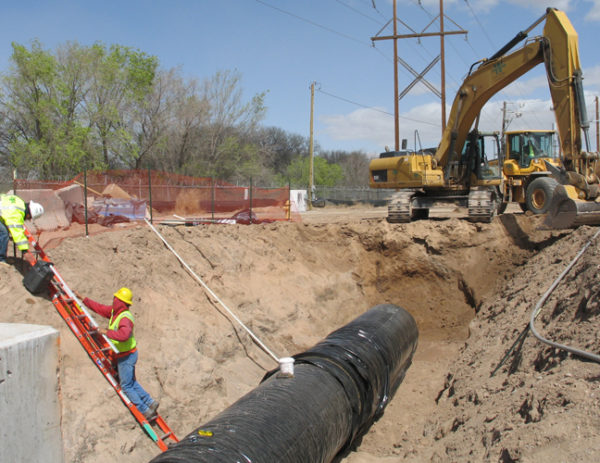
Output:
[
  {"xmin": 527, "ymin": 140, "xmax": 539, "ymax": 158},
  {"xmin": 0, "ymin": 194, "xmax": 44, "ymax": 265},
  {"xmin": 82, "ymin": 287, "xmax": 159, "ymax": 420}
]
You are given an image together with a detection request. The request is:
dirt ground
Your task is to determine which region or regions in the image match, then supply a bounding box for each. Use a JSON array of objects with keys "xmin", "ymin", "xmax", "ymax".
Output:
[{"xmin": 2, "ymin": 204, "xmax": 600, "ymax": 462}]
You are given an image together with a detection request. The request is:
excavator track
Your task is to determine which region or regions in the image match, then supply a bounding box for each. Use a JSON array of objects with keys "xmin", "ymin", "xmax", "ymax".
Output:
[
  {"xmin": 468, "ymin": 187, "xmax": 497, "ymax": 223},
  {"xmin": 387, "ymin": 191, "xmax": 414, "ymax": 223}
]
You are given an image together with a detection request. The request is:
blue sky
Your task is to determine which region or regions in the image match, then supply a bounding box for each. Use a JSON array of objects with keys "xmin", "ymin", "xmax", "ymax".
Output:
[{"xmin": 1, "ymin": 0, "xmax": 599, "ymax": 156}]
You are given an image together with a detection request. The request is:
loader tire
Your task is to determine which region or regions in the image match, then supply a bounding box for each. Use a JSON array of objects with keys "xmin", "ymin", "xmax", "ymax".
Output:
[{"xmin": 525, "ymin": 177, "xmax": 559, "ymax": 215}]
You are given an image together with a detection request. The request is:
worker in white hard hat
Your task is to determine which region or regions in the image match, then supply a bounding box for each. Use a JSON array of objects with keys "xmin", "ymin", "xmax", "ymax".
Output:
[{"xmin": 0, "ymin": 194, "xmax": 44, "ymax": 265}]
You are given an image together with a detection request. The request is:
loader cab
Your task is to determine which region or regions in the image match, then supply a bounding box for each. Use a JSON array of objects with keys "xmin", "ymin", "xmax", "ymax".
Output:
[{"xmin": 506, "ymin": 130, "xmax": 558, "ymax": 168}]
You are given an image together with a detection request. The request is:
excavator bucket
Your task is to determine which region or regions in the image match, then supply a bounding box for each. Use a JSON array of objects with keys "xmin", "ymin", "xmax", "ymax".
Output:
[{"xmin": 545, "ymin": 184, "xmax": 600, "ymax": 228}]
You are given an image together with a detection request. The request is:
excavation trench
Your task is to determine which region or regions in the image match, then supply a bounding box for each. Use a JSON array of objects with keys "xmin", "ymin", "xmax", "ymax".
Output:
[{"xmin": 4, "ymin": 208, "xmax": 570, "ymax": 462}]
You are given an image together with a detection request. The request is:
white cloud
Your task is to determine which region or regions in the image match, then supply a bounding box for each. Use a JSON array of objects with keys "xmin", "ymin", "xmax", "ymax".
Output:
[
  {"xmin": 320, "ymin": 95, "xmax": 564, "ymax": 155},
  {"xmin": 320, "ymin": 102, "xmax": 444, "ymax": 152},
  {"xmin": 320, "ymin": 107, "xmax": 394, "ymax": 153},
  {"xmin": 500, "ymin": 75, "xmax": 549, "ymax": 97},
  {"xmin": 584, "ymin": 65, "xmax": 600, "ymax": 91},
  {"xmin": 399, "ymin": 0, "xmax": 597, "ymax": 20},
  {"xmin": 585, "ymin": 0, "xmax": 600, "ymax": 20}
]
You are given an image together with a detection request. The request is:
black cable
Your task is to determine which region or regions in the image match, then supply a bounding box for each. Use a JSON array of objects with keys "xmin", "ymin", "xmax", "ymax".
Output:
[{"xmin": 316, "ymin": 87, "xmax": 441, "ymax": 127}]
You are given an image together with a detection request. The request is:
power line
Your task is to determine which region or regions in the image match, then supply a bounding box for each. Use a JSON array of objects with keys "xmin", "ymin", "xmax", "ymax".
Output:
[
  {"xmin": 254, "ymin": 0, "xmax": 370, "ymax": 46},
  {"xmin": 368, "ymin": 0, "xmax": 387, "ymax": 20},
  {"xmin": 463, "ymin": 0, "xmax": 496, "ymax": 50},
  {"xmin": 335, "ymin": 0, "xmax": 384, "ymax": 25},
  {"xmin": 316, "ymin": 87, "xmax": 440, "ymax": 127}
]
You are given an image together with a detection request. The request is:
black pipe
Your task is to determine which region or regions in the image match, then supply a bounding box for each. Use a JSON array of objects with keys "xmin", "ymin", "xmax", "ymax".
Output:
[{"xmin": 150, "ymin": 304, "xmax": 418, "ymax": 463}]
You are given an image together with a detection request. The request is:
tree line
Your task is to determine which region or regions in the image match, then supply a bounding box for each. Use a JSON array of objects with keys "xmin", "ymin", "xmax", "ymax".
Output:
[{"xmin": 0, "ymin": 40, "xmax": 372, "ymax": 188}]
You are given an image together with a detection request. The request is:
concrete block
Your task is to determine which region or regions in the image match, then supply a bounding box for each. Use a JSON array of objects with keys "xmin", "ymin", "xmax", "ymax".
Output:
[
  {"xmin": 16, "ymin": 189, "xmax": 70, "ymax": 230},
  {"xmin": 56, "ymin": 183, "xmax": 84, "ymax": 206},
  {"xmin": 0, "ymin": 324, "xmax": 64, "ymax": 463}
]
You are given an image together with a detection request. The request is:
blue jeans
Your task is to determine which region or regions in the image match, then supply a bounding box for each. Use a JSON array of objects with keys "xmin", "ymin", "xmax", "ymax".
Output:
[
  {"xmin": 0, "ymin": 221, "xmax": 8, "ymax": 262},
  {"xmin": 117, "ymin": 350, "xmax": 154, "ymax": 413}
]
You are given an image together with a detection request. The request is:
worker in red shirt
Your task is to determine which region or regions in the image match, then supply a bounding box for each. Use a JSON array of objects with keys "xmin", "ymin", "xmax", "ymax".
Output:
[{"xmin": 82, "ymin": 287, "xmax": 159, "ymax": 420}]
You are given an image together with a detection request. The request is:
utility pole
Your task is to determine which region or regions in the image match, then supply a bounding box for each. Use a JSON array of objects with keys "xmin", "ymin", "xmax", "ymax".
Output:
[
  {"xmin": 501, "ymin": 101, "xmax": 521, "ymax": 138},
  {"xmin": 502, "ymin": 101, "xmax": 507, "ymax": 138},
  {"xmin": 596, "ymin": 95, "xmax": 600, "ymax": 153},
  {"xmin": 371, "ymin": 0, "xmax": 467, "ymax": 148},
  {"xmin": 308, "ymin": 81, "xmax": 315, "ymax": 211},
  {"xmin": 439, "ymin": 0, "xmax": 446, "ymax": 131},
  {"xmin": 392, "ymin": 0, "xmax": 399, "ymax": 150}
]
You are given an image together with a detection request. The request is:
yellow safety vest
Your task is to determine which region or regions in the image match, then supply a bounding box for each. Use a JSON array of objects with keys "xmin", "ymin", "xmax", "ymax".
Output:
[
  {"xmin": 0, "ymin": 194, "xmax": 29, "ymax": 251},
  {"xmin": 108, "ymin": 310, "xmax": 137, "ymax": 353}
]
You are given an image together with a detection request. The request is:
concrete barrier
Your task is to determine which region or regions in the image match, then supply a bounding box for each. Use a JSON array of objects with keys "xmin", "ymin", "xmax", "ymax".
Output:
[
  {"xmin": 13, "ymin": 189, "xmax": 70, "ymax": 230},
  {"xmin": 0, "ymin": 324, "xmax": 64, "ymax": 463}
]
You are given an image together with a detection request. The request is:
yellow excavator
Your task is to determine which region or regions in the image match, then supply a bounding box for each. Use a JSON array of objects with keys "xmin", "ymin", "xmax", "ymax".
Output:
[{"xmin": 368, "ymin": 8, "xmax": 599, "ymax": 227}]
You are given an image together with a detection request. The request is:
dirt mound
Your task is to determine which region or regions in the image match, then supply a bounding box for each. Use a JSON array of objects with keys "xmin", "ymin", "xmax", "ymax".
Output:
[{"xmin": 3, "ymin": 206, "xmax": 599, "ymax": 462}]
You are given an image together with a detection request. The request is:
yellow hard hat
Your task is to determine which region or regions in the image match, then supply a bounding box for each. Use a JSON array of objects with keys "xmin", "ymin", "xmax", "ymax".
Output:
[{"xmin": 113, "ymin": 287, "xmax": 133, "ymax": 305}]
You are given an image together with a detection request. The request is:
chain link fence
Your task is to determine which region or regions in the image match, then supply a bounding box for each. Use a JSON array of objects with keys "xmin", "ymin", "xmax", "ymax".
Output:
[{"xmin": 314, "ymin": 186, "xmax": 394, "ymax": 206}]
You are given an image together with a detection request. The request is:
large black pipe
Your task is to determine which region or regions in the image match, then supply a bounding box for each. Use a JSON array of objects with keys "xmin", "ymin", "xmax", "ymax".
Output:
[{"xmin": 150, "ymin": 304, "xmax": 418, "ymax": 463}]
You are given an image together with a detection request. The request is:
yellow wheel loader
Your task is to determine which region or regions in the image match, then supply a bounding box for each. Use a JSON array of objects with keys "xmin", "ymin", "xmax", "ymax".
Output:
[
  {"xmin": 369, "ymin": 8, "xmax": 600, "ymax": 227},
  {"xmin": 502, "ymin": 130, "xmax": 562, "ymax": 214}
]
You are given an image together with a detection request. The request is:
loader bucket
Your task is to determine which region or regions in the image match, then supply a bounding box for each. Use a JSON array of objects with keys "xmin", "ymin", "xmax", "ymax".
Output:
[{"xmin": 545, "ymin": 184, "xmax": 600, "ymax": 228}]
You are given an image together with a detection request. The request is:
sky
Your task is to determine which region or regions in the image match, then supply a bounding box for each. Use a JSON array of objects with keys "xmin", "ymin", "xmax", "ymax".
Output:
[{"xmin": 1, "ymin": 0, "xmax": 599, "ymax": 157}]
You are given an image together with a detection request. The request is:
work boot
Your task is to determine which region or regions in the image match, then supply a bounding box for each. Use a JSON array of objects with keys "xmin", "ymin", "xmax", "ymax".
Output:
[
  {"xmin": 148, "ymin": 401, "xmax": 159, "ymax": 416},
  {"xmin": 143, "ymin": 407, "xmax": 156, "ymax": 421}
]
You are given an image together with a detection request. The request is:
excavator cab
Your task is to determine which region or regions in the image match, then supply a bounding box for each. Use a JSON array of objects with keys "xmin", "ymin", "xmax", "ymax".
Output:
[
  {"xmin": 459, "ymin": 131, "xmax": 503, "ymax": 182},
  {"xmin": 475, "ymin": 132, "xmax": 503, "ymax": 181}
]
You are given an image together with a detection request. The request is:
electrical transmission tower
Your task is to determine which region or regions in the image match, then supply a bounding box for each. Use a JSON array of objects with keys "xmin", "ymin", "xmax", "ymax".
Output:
[{"xmin": 371, "ymin": 0, "xmax": 467, "ymax": 150}]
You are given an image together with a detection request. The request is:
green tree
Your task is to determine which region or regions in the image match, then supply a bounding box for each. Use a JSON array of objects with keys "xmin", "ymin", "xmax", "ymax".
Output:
[
  {"xmin": 0, "ymin": 40, "xmax": 92, "ymax": 178},
  {"xmin": 198, "ymin": 70, "xmax": 266, "ymax": 177},
  {"xmin": 322, "ymin": 149, "xmax": 370, "ymax": 187},
  {"xmin": 281, "ymin": 156, "xmax": 343, "ymax": 188},
  {"xmin": 84, "ymin": 43, "xmax": 158, "ymax": 168}
]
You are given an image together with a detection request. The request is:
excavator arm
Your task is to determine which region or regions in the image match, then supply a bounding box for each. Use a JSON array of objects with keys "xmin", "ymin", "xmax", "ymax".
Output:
[
  {"xmin": 437, "ymin": 39, "xmax": 543, "ymax": 177},
  {"xmin": 426, "ymin": 7, "xmax": 600, "ymax": 228},
  {"xmin": 437, "ymin": 8, "xmax": 591, "ymax": 183}
]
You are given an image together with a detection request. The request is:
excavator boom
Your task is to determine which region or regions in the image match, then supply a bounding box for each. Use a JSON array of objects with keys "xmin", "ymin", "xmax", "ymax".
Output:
[{"xmin": 369, "ymin": 8, "xmax": 600, "ymax": 227}]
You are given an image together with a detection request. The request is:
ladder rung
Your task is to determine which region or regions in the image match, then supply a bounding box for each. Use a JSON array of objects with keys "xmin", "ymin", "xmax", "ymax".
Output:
[
  {"xmin": 160, "ymin": 431, "xmax": 173, "ymax": 440},
  {"xmin": 88, "ymin": 345, "xmax": 112, "ymax": 356}
]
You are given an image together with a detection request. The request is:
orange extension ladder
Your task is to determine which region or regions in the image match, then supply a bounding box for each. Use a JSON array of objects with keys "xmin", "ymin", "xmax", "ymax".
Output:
[{"xmin": 23, "ymin": 227, "xmax": 179, "ymax": 452}]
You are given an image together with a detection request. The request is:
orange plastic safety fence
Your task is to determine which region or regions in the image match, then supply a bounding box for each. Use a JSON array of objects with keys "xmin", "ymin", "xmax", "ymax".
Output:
[{"xmin": 15, "ymin": 170, "xmax": 302, "ymax": 228}]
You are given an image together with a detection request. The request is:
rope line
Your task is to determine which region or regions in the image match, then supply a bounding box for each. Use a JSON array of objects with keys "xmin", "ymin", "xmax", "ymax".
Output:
[{"xmin": 144, "ymin": 219, "xmax": 280, "ymax": 363}]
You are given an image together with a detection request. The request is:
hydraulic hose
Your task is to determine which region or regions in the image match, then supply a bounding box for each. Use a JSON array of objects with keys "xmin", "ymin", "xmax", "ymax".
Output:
[
  {"xmin": 149, "ymin": 304, "xmax": 418, "ymax": 463},
  {"xmin": 529, "ymin": 228, "xmax": 600, "ymax": 363}
]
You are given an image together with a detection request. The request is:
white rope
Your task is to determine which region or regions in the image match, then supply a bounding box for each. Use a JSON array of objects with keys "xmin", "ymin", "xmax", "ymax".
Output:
[{"xmin": 144, "ymin": 219, "xmax": 280, "ymax": 363}]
